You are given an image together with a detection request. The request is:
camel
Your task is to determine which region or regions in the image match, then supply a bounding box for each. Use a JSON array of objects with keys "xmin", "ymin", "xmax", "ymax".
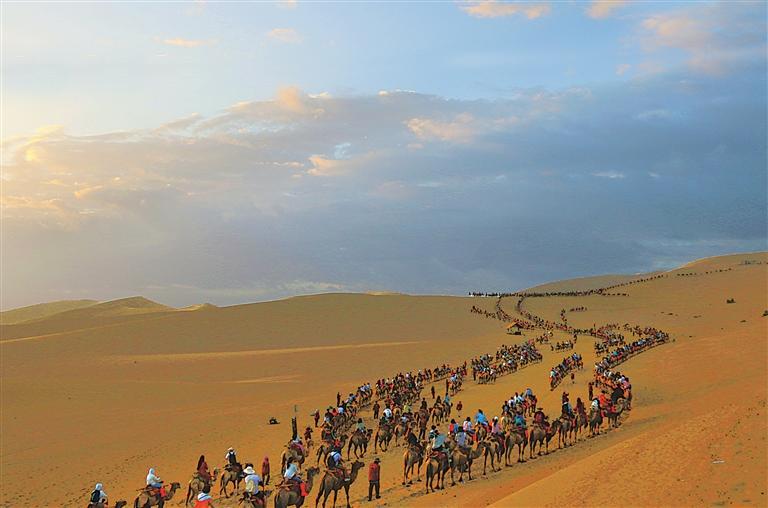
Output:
[
  {"xmin": 557, "ymin": 417, "xmax": 573, "ymax": 448},
  {"xmin": 281, "ymin": 445, "xmax": 306, "ymax": 474},
  {"xmin": 504, "ymin": 429, "xmax": 528, "ymax": 465},
  {"xmin": 373, "ymin": 425, "xmax": 393, "ymax": 452},
  {"xmin": 185, "ymin": 469, "xmax": 219, "ymax": 506},
  {"xmin": 89, "ymin": 502, "xmax": 127, "ymax": 508},
  {"xmin": 133, "ymin": 482, "xmax": 181, "ymax": 508},
  {"xmin": 482, "ymin": 435, "xmax": 505, "ymax": 474},
  {"xmin": 346, "ymin": 429, "xmax": 372, "ymax": 459},
  {"xmin": 316, "ymin": 436, "xmax": 347, "ymax": 466},
  {"xmin": 402, "ymin": 445, "xmax": 424, "ymax": 485},
  {"xmin": 393, "ymin": 421, "xmax": 409, "ymax": 446},
  {"xmin": 424, "ymin": 450, "xmax": 450, "ymax": 493},
  {"xmin": 274, "ymin": 467, "xmax": 320, "ymax": 508},
  {"xmin": 449, "ymin": 442, "xmax": 485, "ymax": 485},
  {"xmin": 239, "ymin": 491, "xmax": 268, "ymax": 508},
  {"xmin": 589, "ymin": 408, "xmax": 603, "ymax": 436},
  {"xmin": 314, "ymin": 460, "xmax": 365, "ymax": 508},
  {"xmin": 220, "ymin": 464, "xmax": 243, "ymax": 498},
  {"xmin": 607, "ymin": 398, "xmax": 625, "ymax": 427},
  {"xmin": 529, "ymin": 421, "xmax": 560, "ymax": 458},
  {"xmin": 430, "ymin": 405, "xmax": 444, "ymax": 424},
  {"xmin": 574, "ymin": 411, "xmax": 588, "ymax": 440}
]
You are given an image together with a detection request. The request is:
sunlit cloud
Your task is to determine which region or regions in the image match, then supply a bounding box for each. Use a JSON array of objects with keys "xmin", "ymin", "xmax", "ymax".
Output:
[
  {"xmin": 460, "ymin": 1, "xmax": 551, "ymax": 19},
  {"xmin": 160, "ymin": 37, "xmax": 213, "ymax": 48},
  {"xmin": 587, "ymin": 0, "xmax": 627, "ymax": 19},
  {"xmin": 615, "ymin": 63, "xmax": 631, "ymax": 76},
  {"xmin": 267, "ymin": 28, "xmax": 303, "ymax": 44}
]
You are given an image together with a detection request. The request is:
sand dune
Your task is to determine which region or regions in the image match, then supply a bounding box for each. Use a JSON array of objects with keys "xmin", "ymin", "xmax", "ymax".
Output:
[
  {"xmin": 0, "ymin": 299, "xmax": 98, "ymax": 325},
  {"xmin": 1, "ymin": 253, "xmax": 765, "ymax": 507}
]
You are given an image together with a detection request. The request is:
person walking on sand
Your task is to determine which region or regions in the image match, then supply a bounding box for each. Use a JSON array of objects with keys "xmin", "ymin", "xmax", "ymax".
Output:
[
  {"xmin": 261, "ymin": 456, "xmax": 270, "ymax": 485},
  {"xmin": 368, "ymin": 458, "xmax": 381, "ymax": 501}
]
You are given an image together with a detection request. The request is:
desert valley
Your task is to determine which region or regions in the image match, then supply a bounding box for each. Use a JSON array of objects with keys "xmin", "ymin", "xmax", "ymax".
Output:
[{"xmin": 1, "ymin": 252, "xmax": 766, "ymax": 507}]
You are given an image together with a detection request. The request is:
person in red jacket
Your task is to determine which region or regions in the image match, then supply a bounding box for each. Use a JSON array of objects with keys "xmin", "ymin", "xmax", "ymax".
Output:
[{"xmin": 368, "ymin": 458, "xmax": 381, "ymax": 501}]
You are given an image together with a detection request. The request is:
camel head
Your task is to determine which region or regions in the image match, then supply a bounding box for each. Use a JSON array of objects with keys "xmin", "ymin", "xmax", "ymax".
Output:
[
  {"xmin": 351, "ymin": 460, "xmax": 365, "ymax": 473},
  {"xmin": 169, "ymin": 482, "xmax": 182, "ymax": 491},
  {"xmin": 211, "ymin": 467, "xmax": 220, "ymax": 480},
  {"xmin": 306, "ymin": 466, "xmax": 321, "ymax": 480},
  {"xmin": 114, "ymin": 501, "xmax": 128, "ymax": 508}
]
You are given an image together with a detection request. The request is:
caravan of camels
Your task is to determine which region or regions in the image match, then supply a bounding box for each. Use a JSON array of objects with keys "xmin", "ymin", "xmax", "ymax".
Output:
[{"xmin": 91, "ymin": 273, "xmax": 675, "ymax": 508}]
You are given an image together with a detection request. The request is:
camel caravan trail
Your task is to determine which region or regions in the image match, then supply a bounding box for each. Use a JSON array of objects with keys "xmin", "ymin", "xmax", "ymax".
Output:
[{"xmin": 0, "ymin": 253, "xmax": 766, "ymax": 507}]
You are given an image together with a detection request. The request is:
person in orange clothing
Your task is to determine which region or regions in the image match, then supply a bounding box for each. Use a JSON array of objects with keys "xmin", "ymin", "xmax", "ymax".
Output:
[
  {"xmin": 368, "ymin": 458, "xmax": 381, "ymax": 501},
  {"xmin": 194, "ymin": 485, "xmax": 215, "ymax": 508}
]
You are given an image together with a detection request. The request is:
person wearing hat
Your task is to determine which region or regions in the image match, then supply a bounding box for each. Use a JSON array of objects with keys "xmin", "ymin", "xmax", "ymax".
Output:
[
  {"xmin": 368, "ymin": 458, "xmax": 381, "ymax": 501},
  {"xmin": 193, "ymin": 485, "xmax": 215, "ymax": 508},
  {"xmin": 87, "ymin": 483, "xmax": 107, "ymax": 507},
  {"xmin": 243, "ymin": 465, "xmax": 264, "ymax": 503},
  {"xmin": 225, "ymin": 447, "xmax": 238, "ymax": 470}
]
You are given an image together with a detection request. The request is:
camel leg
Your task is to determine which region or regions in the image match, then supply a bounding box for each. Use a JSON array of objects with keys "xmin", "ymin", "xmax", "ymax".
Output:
[{"xmin": 345, "ymin": 486, "xmax": 351, "ymax": 508}]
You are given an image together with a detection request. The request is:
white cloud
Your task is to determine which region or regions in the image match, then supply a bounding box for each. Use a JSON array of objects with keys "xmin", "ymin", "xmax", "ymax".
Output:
[
  {"xmin": 267, "ymin": 28, "xmax": 303, "ymax": 44},
  {"xmin": 587, "ymin": 0, "xmax": 627, "ymax": 19},
  {"xmin": 460, "ymin": 1, "xmax": 551, "ymax": 19},
  {"xmin": 591, "ymin": 171, "xmax": 626, "ymax": 179},
  {"xmin": 161, "ymin": 38, "xmax": 213, "ymax": 48},
  {"xmin": 277, "ymin": 0, "xmax": 297, "ymax": 9}
]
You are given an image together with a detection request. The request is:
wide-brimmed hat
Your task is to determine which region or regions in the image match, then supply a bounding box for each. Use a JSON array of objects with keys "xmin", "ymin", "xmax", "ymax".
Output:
[{"xmin": 243, "ymin": 466, "xmax": 256, "ymax": 475}]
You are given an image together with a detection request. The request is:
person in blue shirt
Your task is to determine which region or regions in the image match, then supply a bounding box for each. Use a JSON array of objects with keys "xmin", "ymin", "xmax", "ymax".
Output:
[{"xmin": 475, "ymin": 409, "xmax": 488, "ymax": 426}]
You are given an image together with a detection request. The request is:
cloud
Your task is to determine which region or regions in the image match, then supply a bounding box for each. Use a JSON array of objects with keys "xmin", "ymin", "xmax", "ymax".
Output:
[
  {"xmin": 639, "ymin": 3, "xmax": 766, "ymax": 75},
  {"xmin": 615, "ymin": 63, "xmax": 631, "ymax": 76},
  {"xmin": 460, "ymin": 1, "xmax": 551, "ymax": 19},
  {"xmin": 267, "ymin": 28, "xmax": 303, "ymax": 44},
  {"xmin": 277, "ymin": 0, "xmax": 297, "ymax": 9},
  {"xmin": 587, "ymin": 0, "xmax": 627, "ymax": 19},
  {"xmin": 406, "ymin": 113, "xmax": 477, "ymax": 143},
  {"xmin": 161, "ymin": 38, "xmax": 212, "ymax": 48},
  {"xmin": 591, "ymin": 171, "xmax": 626, "ymax": 179},
  {"xmin": 2, "ymin": 71, "xmax": 765, "ymax": 309}
]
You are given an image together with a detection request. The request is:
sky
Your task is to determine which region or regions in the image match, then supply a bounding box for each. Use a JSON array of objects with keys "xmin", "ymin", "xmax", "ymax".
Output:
[{"xmin": 1, "ymin": 0, "xmax": 767, "ymax": 309}]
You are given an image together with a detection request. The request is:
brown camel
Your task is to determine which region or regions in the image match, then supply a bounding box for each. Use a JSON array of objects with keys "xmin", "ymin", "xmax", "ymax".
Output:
[
  {"xmin": 504, "ymin": 429, "xmax": 528, "ymax": 465},
  {"xmin": 449, "ymin": 442, "xmax": 485, "ymax": 485},
  {"xmin": 393, "ymin": 421, "xmax": 409, "ymax": 446},
  {"xmin": 529, "ymin": 421, "xmax": 560, "ymax": 458},
  {"xmin": 347, "ymin": 429, "xmax": 372, "ymax": 459},
  {"xmin": 575, "ymin": 411, "xmax": 588, "ymax": 440},
  {"xmin": 239, "ymin": 490, "xmax": 270, "ymax": 507},
  {"xmin": 607, "ymin": 398, "xmax": 625, "ymax": 427},
  {"xmin": 482, "ymin": 435, "xmax": 505, "ymax": 474},
  {"xmin": 402, "ymin": 444, "xmax": 424, "ymax": 485},
  {"xmin": 220, "ymin": 463, "xmax": 243, "ymax": 498},
  {"xmin": 373, "ymin": 425, "xmax": 392, "ymax": 452},
  {"xmin": 133, "ymin": 482, "xmax": 181, "ymax": 508},
  {"xmin": 185, "ymin": 469, "xmax": 219, "ymax": 506},
  {"xmin": 424, "ymin": 451, "xmax": 449, "ymax": 493},
  {"xmin": 316, "ymin": 436, "xmax": 347, "ymax": 466},
  {"xmin": 274, "ymin": 467, "xmax": 320, "ymax": 508},
  {"xmin": 589, "ymin": 408, "xmax": 603, "ymax": 436},
  {"xmin": 557, "ymin": 417, "xmax": 573, "ymax": 448},
  {"xmin": 89, "ymin": 502, "xmax": 127, "ymax": 508},
  {"xmin": 282, "ymin": 446, "xmax": 306, "ymax": 474},
  {"xmin": 314, "ymin": 460, "xmax": 365, "ymax": 508}
]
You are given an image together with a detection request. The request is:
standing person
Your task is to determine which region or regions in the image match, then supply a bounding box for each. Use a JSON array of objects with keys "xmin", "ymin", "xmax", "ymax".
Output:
[
  {"xmin": 372, "ymin": 401, "xmax": 380, "ymax": 421},
  {"xmin": 431, "ymin": 385, "xmax": 436, "ymax": 400},
  {"xmin": 261, "ymin": 456, "xmax": 271, "ymax": 485},
  {"xmin": 313, "ymin": 410, "xmax": 320, "ymax": 428},
  {"xmin": 588, "ymin": 381, "xmax": 594, "ymax": 401},
  {"xmin": 368, "ymin": 458, "xmax": 381, "ymax": 501},
  {"xmin": 570, "ymin": 372, "xmax": 575, "ymax": 384},
  {"xmin": 337, "ymin": 392, "xmax": 341, "ymax": 407}
]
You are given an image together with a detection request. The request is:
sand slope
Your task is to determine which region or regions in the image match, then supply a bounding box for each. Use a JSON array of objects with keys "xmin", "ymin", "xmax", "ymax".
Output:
[
  {"xmin": 0, "ymin": 299, "xmax": 98, "ymax": 325},
  {"xmin": 1, "ymin": 253, "xmax": 766, "ymax": 507}
]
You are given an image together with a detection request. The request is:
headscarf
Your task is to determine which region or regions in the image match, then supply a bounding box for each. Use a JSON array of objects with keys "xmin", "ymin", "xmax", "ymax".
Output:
[
  {"xmin": 94, "ymin": 483, "xmax": 103, "ymax": 491},
  {"xmin": 198, "ymin": 492, "xmax": 212, "ymax": 501}
]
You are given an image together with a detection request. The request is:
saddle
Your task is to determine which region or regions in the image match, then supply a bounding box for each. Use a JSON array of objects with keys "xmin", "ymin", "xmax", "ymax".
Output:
[
  {"xmin": 328, "ymin": 467, "xmax": 348, "ymax": 481},
  {"xmin": 289, "ymin": 442, "xmax": 303, "ymax": 454},
  {"xmin": 429, "ymin": 450, "xmax": 447, "ymax": 462}
]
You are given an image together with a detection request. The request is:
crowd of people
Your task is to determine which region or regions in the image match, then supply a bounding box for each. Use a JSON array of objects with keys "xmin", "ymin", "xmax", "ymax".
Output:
[{"xmin": 549, "ymin": 353, "xmax": 583, "ymax": 390}]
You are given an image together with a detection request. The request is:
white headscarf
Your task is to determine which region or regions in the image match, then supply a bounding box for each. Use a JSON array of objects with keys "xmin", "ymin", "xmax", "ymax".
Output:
[{"xmin": 198, "ymin": 492, "xmax": 212, "ymax": 501}]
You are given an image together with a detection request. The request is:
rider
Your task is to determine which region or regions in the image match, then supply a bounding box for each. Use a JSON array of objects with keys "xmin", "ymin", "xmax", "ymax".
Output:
[
  {"xmin": 382, "ymin": 407, "xmax": 393, "ymax": 421},
  {"xmin": 146, "ymin": 468, "xmax": 166, "ymax": 499},
  {"xmin": 283, "ymin": 458, "xmax": 308, "ymax": 497},
  {"xmin": 88, "ymin": 483, "xmax": 107, "ymax": 507},
  {"xmin": 475, "ymin": 409, "xmax": 489, "ymax": 431},
  {"xmin": 455, "ymin": 425, "xmax": 470, "ymax": 451},
  {"xmin": 356, "ymin": 418, "xmax": 366, "ymax": 434},
  {"xmin": 327, "ymin": 450, "xmax": 350, "ymax": 481},
  {"xmin": 243, "ymin": 465, "xmax": 263, "ymax": 501},
  {"xmin": 225, "ymin": 448, "xmax": 239, "ymax": 469},
  {"xmin": 196, "ymin": 455, "xmax": 212, "ymax": 485}
]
